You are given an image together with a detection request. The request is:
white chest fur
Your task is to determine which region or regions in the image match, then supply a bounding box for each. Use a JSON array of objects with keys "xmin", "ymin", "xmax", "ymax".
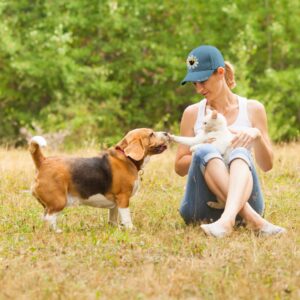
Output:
[
  {"xmin": 132, "ymin": 178, "xmax": 140, "ymax": 196},
  {"xmin": 132, "ymin": 169, "xmax": 145, "ymax": 196},
  {"xmin": 131, "ymin": 157, "xmax": 148, "ymax": 196}
]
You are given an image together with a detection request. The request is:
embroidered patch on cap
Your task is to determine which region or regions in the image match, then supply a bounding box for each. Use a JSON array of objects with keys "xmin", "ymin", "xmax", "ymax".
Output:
[{"xmin": 186, "ymin": 55, "xmax": 199, "ymax": 69}]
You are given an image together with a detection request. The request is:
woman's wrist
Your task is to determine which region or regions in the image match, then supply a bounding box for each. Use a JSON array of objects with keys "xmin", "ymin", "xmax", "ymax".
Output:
[{"xmin": 254, "ymin": 128, "xmax": 262, "ymax": 140}]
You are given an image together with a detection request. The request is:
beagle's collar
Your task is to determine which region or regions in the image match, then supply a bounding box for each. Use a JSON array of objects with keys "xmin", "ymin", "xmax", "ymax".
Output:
[{"xmin": 115, "ymin": 146, "xmax": 143, "ymax": 171}]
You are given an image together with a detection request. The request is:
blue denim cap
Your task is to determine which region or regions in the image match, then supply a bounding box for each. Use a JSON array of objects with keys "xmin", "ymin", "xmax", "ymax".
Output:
[{"xmin": 181, "ymin": 45, "xmax": 225, "ymax": 85}]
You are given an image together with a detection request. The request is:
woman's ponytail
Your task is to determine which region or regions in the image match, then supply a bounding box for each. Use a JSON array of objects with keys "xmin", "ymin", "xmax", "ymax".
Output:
[{"xmin": 224, "ymin": 61, "xmax": 236, "ymax": 89}]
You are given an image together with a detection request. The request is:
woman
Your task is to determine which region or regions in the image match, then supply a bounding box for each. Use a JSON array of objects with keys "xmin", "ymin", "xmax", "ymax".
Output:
[{"xmin": 175, "ymin": 45, "xmax": 286, "ymax": 237}]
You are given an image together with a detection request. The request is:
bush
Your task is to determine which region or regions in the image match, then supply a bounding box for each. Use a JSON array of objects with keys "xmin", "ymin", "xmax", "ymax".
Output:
[{"xmin": 0, "ymin": 0, "xmax": 299, "ymax": 146}]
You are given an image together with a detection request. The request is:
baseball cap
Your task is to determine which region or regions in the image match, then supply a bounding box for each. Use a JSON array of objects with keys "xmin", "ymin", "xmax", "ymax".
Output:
[{"xmin": 181, "ymin": 45, "xmax": 225, "ymax": 85}]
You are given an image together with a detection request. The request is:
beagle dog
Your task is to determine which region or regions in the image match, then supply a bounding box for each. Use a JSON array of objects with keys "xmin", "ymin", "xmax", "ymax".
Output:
[{"xmin": 29, "ymin": 128, "xmax": 170, "ymax": 232}]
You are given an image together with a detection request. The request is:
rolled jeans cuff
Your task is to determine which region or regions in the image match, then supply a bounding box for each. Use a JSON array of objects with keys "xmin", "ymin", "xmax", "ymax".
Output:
[
  {"xmin": 193, "ymin": 150, "xmax": 223, "ymax": 175},
  {"xmin": 228, "ymin": 147, "xmax": 252, "ymax": 170}
]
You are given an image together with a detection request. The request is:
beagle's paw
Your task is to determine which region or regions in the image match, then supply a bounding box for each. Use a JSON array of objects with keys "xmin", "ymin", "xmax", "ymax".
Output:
[{"xmin": 120, "ymin": 223, "xmax": 136, "ymax": 231}]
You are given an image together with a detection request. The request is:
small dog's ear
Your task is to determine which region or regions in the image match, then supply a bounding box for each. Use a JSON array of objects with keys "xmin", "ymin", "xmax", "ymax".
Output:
[
  {"xmin": 212, "ymin": 110, "xmax": 218, "ymax": 119},
  {"xmin": 124, "ymin": 139, "xmax": 145, "ymax": 161}
]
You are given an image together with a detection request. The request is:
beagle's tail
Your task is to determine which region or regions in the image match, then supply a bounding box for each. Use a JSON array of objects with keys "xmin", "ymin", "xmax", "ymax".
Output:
[{"xmin": 29, "ymin": 136, "xmax": 47, "ymax": 170}]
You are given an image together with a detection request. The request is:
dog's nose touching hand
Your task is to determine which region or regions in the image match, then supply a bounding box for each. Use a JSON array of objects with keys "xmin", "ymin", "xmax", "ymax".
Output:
[{"xmin": 166, "ymin": 133, "xmax": 175, "ymax": 141}]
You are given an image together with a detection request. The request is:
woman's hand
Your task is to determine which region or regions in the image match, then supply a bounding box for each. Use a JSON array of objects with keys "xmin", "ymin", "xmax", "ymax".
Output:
[
  {"xmin": 203, "ymin": 137, "xmax": 216, "ymax": 144},
  {"xmin": 230, "ymin": 128, "xmax": 261, "ymax": 148}
]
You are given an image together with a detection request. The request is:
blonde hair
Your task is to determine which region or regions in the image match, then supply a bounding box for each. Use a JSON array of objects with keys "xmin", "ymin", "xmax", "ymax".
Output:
[{"xmin": 224, "ymin": 61, "xmax": 236, "ymax": 89}]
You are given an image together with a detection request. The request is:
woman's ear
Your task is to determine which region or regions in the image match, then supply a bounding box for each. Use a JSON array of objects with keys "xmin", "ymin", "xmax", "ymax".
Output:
[{"xmin": 217, "ymin": 66, "xmax": 225, "ymax": 75}]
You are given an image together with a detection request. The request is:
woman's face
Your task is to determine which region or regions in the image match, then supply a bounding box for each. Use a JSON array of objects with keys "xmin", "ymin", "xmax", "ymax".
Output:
[{"xmin": 192, "ymin": 68, "xmax": 225, "ymax": 100}]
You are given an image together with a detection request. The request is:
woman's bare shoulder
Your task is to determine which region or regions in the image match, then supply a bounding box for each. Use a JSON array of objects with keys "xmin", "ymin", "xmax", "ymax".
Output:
[
  {"xmin": 180, "ymin": 103, "xmax": 199, "ymax": 134},
  {"xmin": 246, "ymin": 99, "xmax": 267, "ymax": 124},
  {"xmin": 183, "ymin": 103, "xmax": 199, "ymax": 117},
  {"xmin": 247, "ymin": 99, "xmax": 265, "ymax": 110}
]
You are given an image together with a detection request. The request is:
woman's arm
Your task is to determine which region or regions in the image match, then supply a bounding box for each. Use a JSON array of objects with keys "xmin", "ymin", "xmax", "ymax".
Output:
[
  {"xmin": 174, "ymin": 105, "xmax": 198, "ymax": 176},
  {"xmin": 230, "ymin": 100, "xmax": 273, "ymax": 172},
  {"xmin": 249, "ymin": 101, "xmax": 274, "ymax": 171}
]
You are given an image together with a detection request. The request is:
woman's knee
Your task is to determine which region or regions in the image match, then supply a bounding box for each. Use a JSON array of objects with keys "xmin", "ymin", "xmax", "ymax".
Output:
[
  {"xmin": 228, "ymin": 147, "xmax": 252, "ymax": 168},
  {"xmin": 192, "ymin": 144, "xmax": 221, "ymax": 164}
]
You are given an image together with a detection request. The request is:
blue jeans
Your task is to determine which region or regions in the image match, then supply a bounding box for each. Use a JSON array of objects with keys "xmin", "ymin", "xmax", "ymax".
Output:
[{"xmin": 179, "ymin": 144, "xmax": 264, "ymax": 224}]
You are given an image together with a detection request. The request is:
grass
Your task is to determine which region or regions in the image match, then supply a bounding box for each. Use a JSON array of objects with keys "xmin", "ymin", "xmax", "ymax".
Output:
[{"xmin": 0, "ymin": 143, "xmax": 299, "ymax": 300}]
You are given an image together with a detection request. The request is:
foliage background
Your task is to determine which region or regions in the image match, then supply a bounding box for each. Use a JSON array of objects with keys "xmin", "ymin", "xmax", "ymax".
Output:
[{"xmin": 0, "ymin": 0, "xmax": 299, "ymax": 146}]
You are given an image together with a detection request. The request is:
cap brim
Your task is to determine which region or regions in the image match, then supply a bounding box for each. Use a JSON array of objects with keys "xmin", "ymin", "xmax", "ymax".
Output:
[{"xmin": 181, "ymin": 69, "xmax": 214, "ymax": 85}]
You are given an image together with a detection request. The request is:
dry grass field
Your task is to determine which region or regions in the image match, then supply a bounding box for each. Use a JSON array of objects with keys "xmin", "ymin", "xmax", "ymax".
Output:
[{"xmin": 0, "ymin": 143, "xmax": 299, "ymax": 300}]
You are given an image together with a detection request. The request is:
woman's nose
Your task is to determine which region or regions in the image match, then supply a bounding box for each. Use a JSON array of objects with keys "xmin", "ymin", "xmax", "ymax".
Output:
[
  {"xmin": 194, "ymin": 82, "xmax": 205, "ymax": 91},
  {"xmin": 193, "ymin": 82, "xmax": 204, "ymax": 88}
]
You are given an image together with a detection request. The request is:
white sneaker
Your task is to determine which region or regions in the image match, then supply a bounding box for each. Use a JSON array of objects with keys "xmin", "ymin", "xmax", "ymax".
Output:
[{"xmin": 257, "ymin": 223, "xmax": 286, "ymax": 237}]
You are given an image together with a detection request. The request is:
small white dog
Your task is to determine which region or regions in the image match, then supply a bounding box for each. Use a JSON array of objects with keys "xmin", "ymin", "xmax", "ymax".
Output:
[{"xmin": 170, "ymin": 109, "xmax": 234, "ymax": 209}]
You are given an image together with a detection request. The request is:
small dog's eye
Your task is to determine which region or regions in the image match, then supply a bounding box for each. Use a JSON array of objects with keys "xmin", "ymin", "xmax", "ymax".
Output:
[
  {"xmin": 203, "ymin": 122, "xmax": 207, "ymax": 125},
  {"xmin": 149, "ymin": 132, "xmax": 155, "ymax": 138}
]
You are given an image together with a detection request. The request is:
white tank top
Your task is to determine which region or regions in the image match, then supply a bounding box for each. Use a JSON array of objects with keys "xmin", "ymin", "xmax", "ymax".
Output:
[{"xmin": 194, "ymin": 95, "xmax": 252, "ymax": 135}]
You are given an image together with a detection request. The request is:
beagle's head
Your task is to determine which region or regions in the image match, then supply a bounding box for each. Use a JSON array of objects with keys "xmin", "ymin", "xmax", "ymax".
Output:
[{"xmin": 116, "ymin": 128, "xmax": 170, "ymax": 161}]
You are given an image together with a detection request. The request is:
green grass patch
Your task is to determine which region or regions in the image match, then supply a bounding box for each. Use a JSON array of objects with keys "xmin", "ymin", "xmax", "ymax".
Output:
[{"xmin": 0, "ymin": 144, "xmax": 299, "ymax": 299}]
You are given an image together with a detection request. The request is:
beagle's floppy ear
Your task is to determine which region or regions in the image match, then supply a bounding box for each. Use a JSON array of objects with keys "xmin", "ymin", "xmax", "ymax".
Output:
[
  {"xmin": 117, "ymin": 137, "xmax": 128, "ymax": 150},
  {"xmin": 124, "ymin": 139, "xmax": 145, "ymax": 161},
  {"xmin": 211, "ymin": 110, "xmax": 218, "ymax": 119}
]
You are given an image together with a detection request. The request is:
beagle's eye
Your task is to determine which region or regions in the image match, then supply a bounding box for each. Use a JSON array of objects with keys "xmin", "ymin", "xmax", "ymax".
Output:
[
  {"xmin": 149, "ymin": 132, "xmax": 155, "ymax": 138},
  {"xmin": 203, "ymin": 122, "xmax": 207, "ymax": 125}
]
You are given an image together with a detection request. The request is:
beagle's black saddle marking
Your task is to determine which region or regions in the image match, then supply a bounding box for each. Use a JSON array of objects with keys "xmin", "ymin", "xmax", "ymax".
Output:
[{"xmin": 70, "ymin": 154, "xmax": 112, "ymax": 199}]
